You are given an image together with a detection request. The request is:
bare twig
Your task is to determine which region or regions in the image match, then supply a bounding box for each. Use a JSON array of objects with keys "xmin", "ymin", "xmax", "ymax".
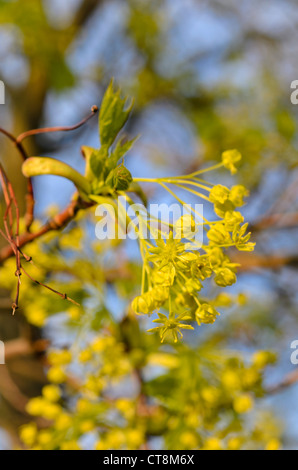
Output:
[
  {"xmin": 21, "ymin": 265, "xmax": 80, "ymax": 306},
  {"xmin": 0, "ymin": 128, "xmax": 34, "ymax": 230},
  {"xmin": 0, "ymin": 164, "xmax": 85, "ymax": 312},
  {"xmin": 252, "ymin": 212, "xmax": 298, "ymax": 231},
  {"xmin": 0, "ymin": 164, "xmax": 13, "ymax": 236},
  {"xmin": 266, "ymin": 370, "xmax": 298, "ymax": 395},
  {"xmin": 231, "ymin": 252, "xmax": 298, "ymax": 271},
  {"xmin": 0, "ymin": 106, "xmax": 98, "ymax": 231},
  {"xmin": 16, "ymin": 106, "xmax": 98, "ymax": 143}
]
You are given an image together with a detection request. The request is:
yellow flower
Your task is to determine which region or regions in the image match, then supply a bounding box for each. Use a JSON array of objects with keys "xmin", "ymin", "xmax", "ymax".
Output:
[
  {"xmin": 26, "ymin": 398, "xmax": 46, "ymax": 416},
  {"xmin": 42, "ymin": 385, "xmax": 61, "ymax": 402},
  {"xmin": 233, "ymin": 394, "xmax": 254, "ymax": 414},
  {"xmin": 80, "ymin": 420, "xmax": 95, "ymax": 433},
  {"xmin": 214, "ymin": 293, "xmax": 232, "ymax": 307},
  {"xmin": 68, "ymin": 306, "xmax": 81, "ymax": 321},
  {"xmin": 47, "ymin": 366, "xmax": 67, "ymax": 384},
  {"xmin": 229, "ymin": 185, "xmax": 249, "ymax": 207},
  {"xmin": 227, "ymin": 437, "xmax": 242, "ymax": 450},
  {"xmin": 242, "ymin": 369, "xmax": 259, "ymax": 388},
  {"xmin": 76, "ymin": 398, "xmax": 94, "ymax": 414},
  {"xmin": 79, "ymin": 349, "xmax": 93, "ymax": 363},
  {"xmin": 204, "ymin": 437, "xmax": 223, "ymax": 450},
  {"xmin": 209, "ymin": 185, "xmax": 230, "ymax": 205},
  {"xmin": 106, "ymin": 430, "xmax": 125, "ymax": 449},
  {"xmin": 201, "ymin": 387, "xmax": 220, "ymax": 405},
  {"xmin": 95, "ymin": 440, "xmax": 108, "ymax": 450},
  {"xmin": 61, "ymin": 441, "xmax": 81, "ymax": 450},
  {"xmin": 126, "ymin": 429, "xmax": 144, "ymax": 449},
  {"xmin": 265, "ymin": 439, "xmax": 281, "ymax": 451},
  {"xmin": 92, "ymin": 336, "xmax": 115, "ymax": 352},
  {"xmin": 222, "ymin": 370, "xmax": 241, "ymax": 390},
  {"xmin": 224, "ymin": 211, "xmax": 244, "ymax": 231},
  {"xmin": 48, "ymin": 350, "xmax": 72, "ymax": 366},
  {"xmin": 84, "ymin": 375, "xmax": 105, "ymax": 394},
  {"xmin": 180, "ymin": 431, "xmax": 198, "ymax": 449},
  {"xmin": 20, "ymin": 423, "xmax": 37, "ymax": 447},
  {"xmin": 222, "ymin": 149, "xmax": 242, "ymax": 174},
  {"xmin": 38, "ymin": 431, "xmax": 53, "ymax": 447},
  {"xmin": 26, "ymin": 309, "xmax": 47, "ymax": 327},
  {"xmin": 214, "ymin": 268, "xmax": 237, "ymax": 287},
  {"xmin": 207, "ymin": 224, "xmax": 232, "ymax": 246},
  {"xmin": 55, "ymin": 413, "xmax": 72, "ymax": 431},
  {"xmin": 195, "ymin": 303, "xmax": 219, "ymax": 326},
  {"xmin": 237, "ymin": 293, "xmax": 247, "ymax": 306},
  {"xmin": 41, "ymin": 402, "xmax": 61, "ymax": 420},
  {"xmin": 253, "ymin": 351, "xmax": 276, "ymax": 369},
  {"xmin": 132, "ymin": 295, "xmax": 150, "ymax": 315},
  {"xmin": 174, "ymin": 214, "xmax": 196, "ymax": 239},
  {"xmin": 115, "ymin": 398, "xmax": 134, "ymax": 419}
]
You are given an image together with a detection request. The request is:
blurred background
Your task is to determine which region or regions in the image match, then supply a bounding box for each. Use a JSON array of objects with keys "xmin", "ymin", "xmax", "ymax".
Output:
[{"xmin": 0, "ymin": 0, "xmax": 298, "ymax": 450}]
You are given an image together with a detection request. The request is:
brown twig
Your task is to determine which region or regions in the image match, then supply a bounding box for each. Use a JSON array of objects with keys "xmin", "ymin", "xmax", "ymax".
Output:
[
  {"xmin": 0, "ymin": 105, "xmax": 98, "ymax": 232},
  {"xmin": 0, "ymin": 164, "xmax": 13, "ymax": 236},
  {"xmin": 0, "ymin": 128, "xmax": 34, "ymax": 231},
  {"xmin": 16, "ymin": 106, "xmax": 98, "ymax": 143},
  {"xmin": 0, "ymin": 164, "xmax": 86, "ymax": 312},
  {"xmin": 0, "ymin": 164, "xmax": 21, "ymax": 313},
  {"xmin": 252, "ymin": 212, "xmax": 298, "ymax": 232},
  {"xmin": 7, "ymin": 178, "xmax": 22, "ymax": 314},
  {"xmin": 266, "ymin": 370, "xmax": 298, "ymax": 395},
  {"xmin": 0, "ymin": 196, "xmax": 93, "ymax": 264},
  {"xmin": 231, "ymin": 252, "xmax": 298, "ymax": 271},
  {"xmin": 21, "ymin": 265, "xmax": 80, "ymax": 306}
]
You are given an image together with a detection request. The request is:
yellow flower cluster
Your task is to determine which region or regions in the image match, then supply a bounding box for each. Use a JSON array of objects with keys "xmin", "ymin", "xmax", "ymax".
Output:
[{"xmin": 130, "ymin": 150, "xmax": 255, "ymax": 342}]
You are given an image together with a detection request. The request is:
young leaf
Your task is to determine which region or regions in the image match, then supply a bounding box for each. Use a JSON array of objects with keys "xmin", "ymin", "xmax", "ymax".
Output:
[
  {"xmin": 89, "ymin": 149, "xmax": 107, "ymax": 180},
  {"xmin": 112, "ymin": 165, "xmax": 133, "ymax": 191},
  {"xmin": 82, "ymin": 146, "xmax": 108, "ymax": 182},
  {"xmin": 107, "ymin": 136, "xmax": 138, "ymax": 172},
  {"xmin": 99, "ymin": 80, "xmax": 134, "ymax": 149}
]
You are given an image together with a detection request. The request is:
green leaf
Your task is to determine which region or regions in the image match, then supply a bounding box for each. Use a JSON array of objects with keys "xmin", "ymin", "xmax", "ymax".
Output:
[
  {"xmin": 106, "ymin": 138, "xmax": 135, "ymax": 172},
  {"xmin": 112, "ymin": 165, "xmax": 133, "ymax": 191},
  {"xmin": 104, "ymin": 164, "xmax": 133, "ymax": 192},
  {"xmin": 82, "ymin": 145, "xmax": 108, "ymax": 182},
  {"xmin": 113, "ymin": 136, "xmax": 138, "ymax": 161},
  {"xmin": 99, "ymin": 79, "xmax": 134, "ymax": 148},
  {"xmin": 89, "ymin": 149, "xmax": 106, "ymax": 179}
]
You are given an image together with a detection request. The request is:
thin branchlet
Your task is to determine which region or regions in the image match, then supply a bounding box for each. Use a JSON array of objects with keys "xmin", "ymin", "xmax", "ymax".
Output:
[
  {"xmin": 0, "ymin": 163, "xmax": 81, "ymax": 314},
  {"xmin": 0, "ymin": 105, "xmax": 98, "ymax": 232},
  {"xmin": 16, "ymin": 106, "xmax": 98, "ymax": 143}
]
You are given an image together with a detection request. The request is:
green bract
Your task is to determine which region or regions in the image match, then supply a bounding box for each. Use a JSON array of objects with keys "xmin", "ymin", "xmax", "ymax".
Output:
[{"xmin": 22, "ymin": 157, "xmax": 91, "ymax": 197}]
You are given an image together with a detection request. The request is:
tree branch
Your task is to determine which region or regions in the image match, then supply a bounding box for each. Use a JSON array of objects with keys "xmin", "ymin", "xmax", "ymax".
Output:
[
  {"xmin": 0, "ymin": 196, "xmax": 93, "ymax": 264},
  {"xmin": 231, "ymin": 252, "xmax": 298, "ymax": 271},
  {"xmin": 266, "ymin": 370, "xmax": 298, "ymax": 395},
  {"xmin": 252, "ymin": 212, "xmax": 298, "ymax": 231}
]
